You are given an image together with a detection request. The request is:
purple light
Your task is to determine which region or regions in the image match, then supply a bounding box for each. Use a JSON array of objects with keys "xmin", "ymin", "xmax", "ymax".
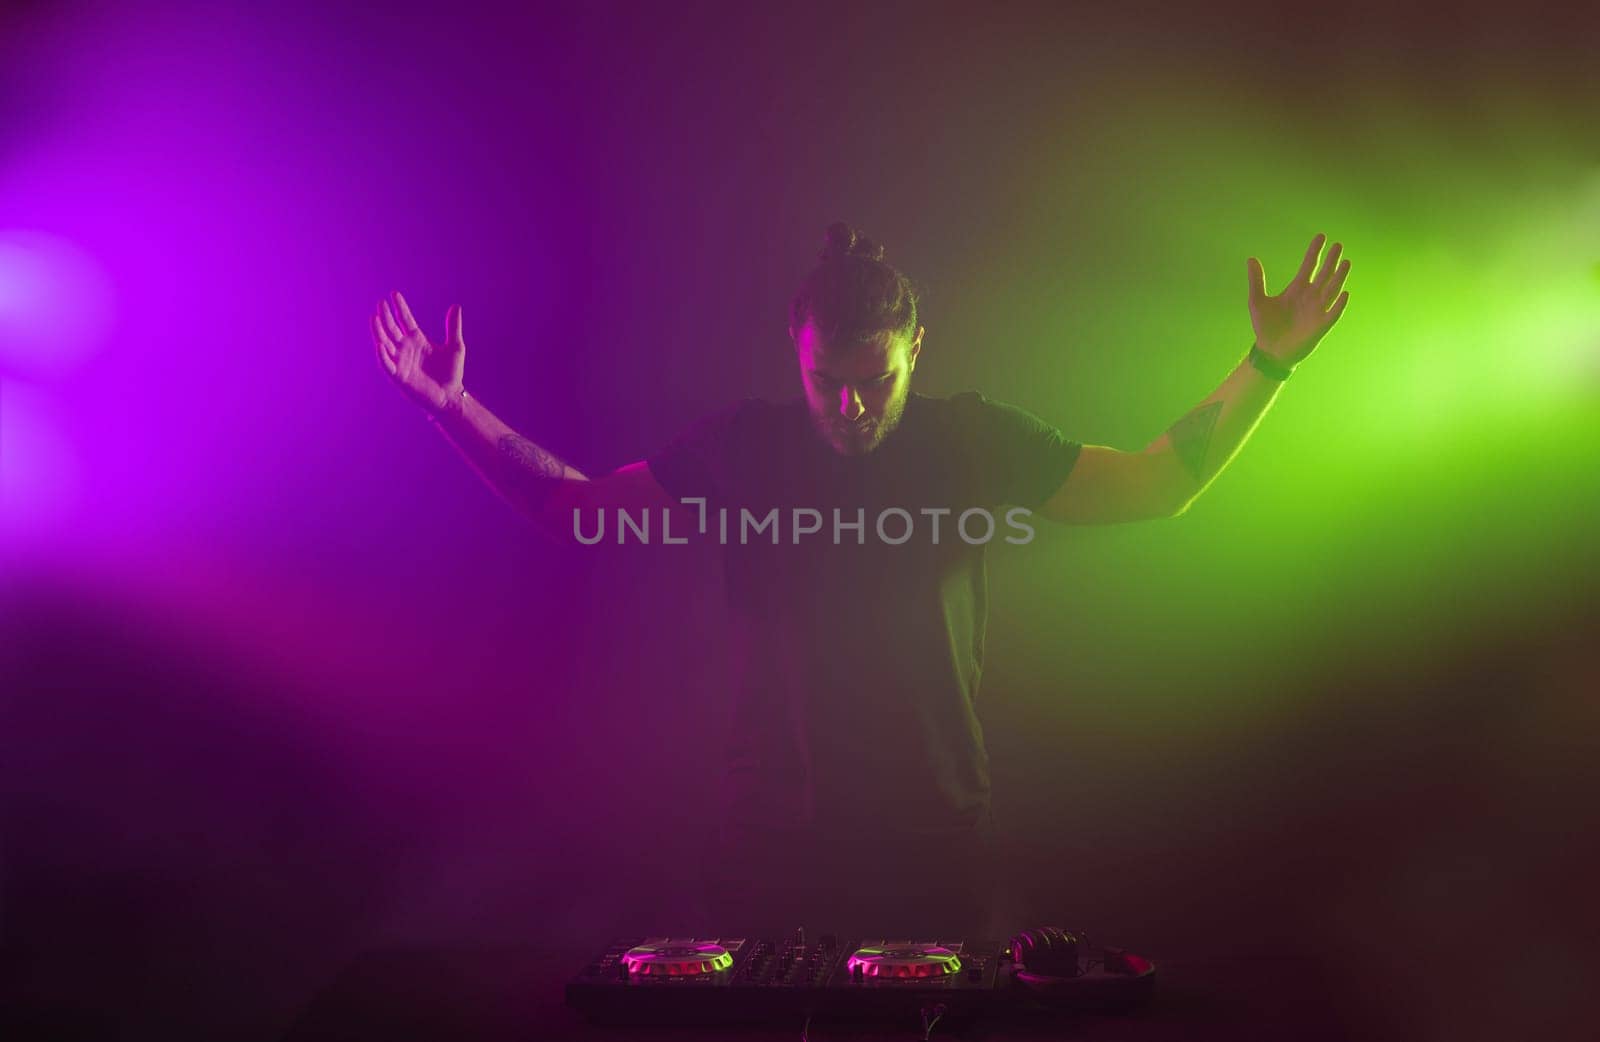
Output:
[
  {"xmin": 0, "ymin": 382, "xmax": 81, "ymax": 541},
  {"xmin": 0, "ymin": 230, "xmax": 114, "ymax": 378}
]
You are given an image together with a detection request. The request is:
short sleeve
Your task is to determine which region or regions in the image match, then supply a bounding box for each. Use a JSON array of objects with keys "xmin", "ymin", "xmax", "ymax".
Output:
[
  {"xmin": 646, "ymin": 397, "xmax": 765, "ymax": 505},
  {"xmin": 951, "ymin": 391, "xmax": 1083, "ymax": 509}
]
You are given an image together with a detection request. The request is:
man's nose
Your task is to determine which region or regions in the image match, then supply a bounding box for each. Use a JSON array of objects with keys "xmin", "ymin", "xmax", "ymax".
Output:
[{"xmin": 838, "ymin": 385, "xmax": 864, "ymax": 420}]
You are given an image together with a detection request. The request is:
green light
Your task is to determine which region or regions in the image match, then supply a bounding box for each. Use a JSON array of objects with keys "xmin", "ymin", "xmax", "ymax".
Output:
[{"xmin": 971, "ymin": 78, "xmax": 1599, "ymax": 732}]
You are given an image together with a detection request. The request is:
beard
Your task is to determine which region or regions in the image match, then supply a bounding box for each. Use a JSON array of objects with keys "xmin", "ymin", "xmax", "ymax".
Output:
[{"xmin": 808, "ymin": 387, "xmax": 910, "ymax": 456}]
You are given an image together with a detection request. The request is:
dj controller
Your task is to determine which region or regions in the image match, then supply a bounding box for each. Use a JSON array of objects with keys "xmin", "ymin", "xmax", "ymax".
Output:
[{"xmin": 566, "ymin": 926, "xmax": 1154, "ymax": 1029}]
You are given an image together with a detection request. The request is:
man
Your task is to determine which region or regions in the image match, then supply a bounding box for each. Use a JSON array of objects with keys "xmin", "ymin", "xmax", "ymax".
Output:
[{"xmin": 372, "ymin": 223, "xmax": 1351, "ymax": 936}]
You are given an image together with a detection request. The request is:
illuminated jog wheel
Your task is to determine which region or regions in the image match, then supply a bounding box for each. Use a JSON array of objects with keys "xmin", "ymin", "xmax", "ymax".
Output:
[
  {"xmin": 847, "ymin": 945, "xmax": 963, "ymax": 980},
  {"xmin": 620, "ymin": 940, "xmax": 734, "ymax": 977}
]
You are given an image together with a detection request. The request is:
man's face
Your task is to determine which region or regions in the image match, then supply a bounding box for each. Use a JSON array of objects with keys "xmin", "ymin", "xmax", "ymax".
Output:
[{"xmin": 795, "ymin": 321, "xmax": 923, "ymax": 456}]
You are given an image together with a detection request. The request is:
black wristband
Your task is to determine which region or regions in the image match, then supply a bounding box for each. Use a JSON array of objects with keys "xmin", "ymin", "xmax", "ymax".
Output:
[{"xmin": 1247, "ymin": 345, "xmax": 1293, "ymax": 381}]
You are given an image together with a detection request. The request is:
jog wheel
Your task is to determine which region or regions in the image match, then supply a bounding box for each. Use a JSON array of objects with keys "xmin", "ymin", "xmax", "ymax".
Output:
[
  {"xmin": 847, "ymin": 945, "xmax": 963, "ymax": 980},
  {"xmin": 620, "ymin": 940, "xmax": 734, "ymax": 977}
]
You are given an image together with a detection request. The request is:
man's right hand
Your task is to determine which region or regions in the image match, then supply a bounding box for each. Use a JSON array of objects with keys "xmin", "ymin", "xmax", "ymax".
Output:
[
  {"xmin": 372, "ymin": 290, "xmax": 466, "ymax": 417},
  {"xmin": 370, "ymin": 292, "xmax": 678, "ymax": 535}
]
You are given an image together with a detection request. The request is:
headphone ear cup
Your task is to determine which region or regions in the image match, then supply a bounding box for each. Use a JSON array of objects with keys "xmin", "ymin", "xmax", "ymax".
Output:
[
  {"xmin": 1012, "ymin": 925, "xmax": 1080, "ymax": 977},
  {"xmin": 1008, "ymin": 928, "xmax": 1040, "ymax": 964}
]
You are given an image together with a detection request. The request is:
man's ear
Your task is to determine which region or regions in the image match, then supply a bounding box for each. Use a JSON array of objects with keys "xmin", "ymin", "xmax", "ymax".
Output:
[{"xmin": 908, "ymin": 325, "xmax": 924, "ymax": 371}]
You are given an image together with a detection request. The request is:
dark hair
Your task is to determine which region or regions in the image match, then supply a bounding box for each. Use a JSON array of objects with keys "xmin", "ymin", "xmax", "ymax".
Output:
[{"xmin": 788, "ymin": 221, "xmax": 920, "ymax": 347}]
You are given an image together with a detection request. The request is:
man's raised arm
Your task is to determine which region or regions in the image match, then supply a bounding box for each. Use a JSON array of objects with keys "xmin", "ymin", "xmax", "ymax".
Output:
[
  {"xmin": 433, "ymin": 397, "xmax": 674, "ymax": 536},
  {"xmin": 371, "ymin": 291, "xmax": 673, "ymax": 540},
  {"xmin": 1040, "ymin": 234, "xmax": 1351, "ymax": 524}
]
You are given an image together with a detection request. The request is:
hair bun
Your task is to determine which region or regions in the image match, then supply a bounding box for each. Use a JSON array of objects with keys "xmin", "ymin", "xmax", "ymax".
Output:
[{"xmin": 820, "ymin": 221, "xmax": 885, "ymax": 263}]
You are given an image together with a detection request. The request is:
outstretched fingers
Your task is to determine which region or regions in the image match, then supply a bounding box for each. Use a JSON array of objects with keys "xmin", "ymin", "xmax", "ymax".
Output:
[
  {"xmin": 372, "ymin": 314, "xmax": 398, "ymax": 375},
  {"xmin": 1313, "ymin": 241, "xmax": 1343, "ymax": 288},
  {"xmin": 1321, "ymin": 258, "xmax": 1352, "ymax": 302},
  {"xmin": 1292, "ymin": 233, "xmax": 1326, "ymax": 286},
  {"xmin": 1247, "ymin": 257, "xmax": 1267, "ymax": 304},
  {"xmin": 446, "ymin": 303, "xmax": 464, "ymax": 349},
  {"xmin": 379, "ymin": 299, "xmax": 405, "ymax": 341},
  {"xmin": 391, "ymin": 290, "xmax": 420, "ymax": 334},
  {"xmin": 1325, "ymin": 291, "xmax": 1350, "ymax": 324}
]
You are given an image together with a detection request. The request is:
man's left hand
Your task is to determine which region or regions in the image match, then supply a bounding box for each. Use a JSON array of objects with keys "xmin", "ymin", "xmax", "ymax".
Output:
[{"xmin": 1246, "ymin": 233, "xmax": 1351, "ymax": 367}]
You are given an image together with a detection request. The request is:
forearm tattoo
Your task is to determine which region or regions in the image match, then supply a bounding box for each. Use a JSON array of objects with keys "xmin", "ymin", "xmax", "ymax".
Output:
[
  {"xmin": 497, "ymin": 434, "xmax": 571, "ymax": 505},
  {"xmin": 1167, "ymin": 401, "xmax": 1223, "ymax": 481}
]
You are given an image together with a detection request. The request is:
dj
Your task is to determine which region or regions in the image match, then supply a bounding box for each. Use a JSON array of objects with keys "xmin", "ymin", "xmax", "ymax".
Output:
[{"xmin": 372, "ymin": 223, "xmax": 1350, "ymax": 937}]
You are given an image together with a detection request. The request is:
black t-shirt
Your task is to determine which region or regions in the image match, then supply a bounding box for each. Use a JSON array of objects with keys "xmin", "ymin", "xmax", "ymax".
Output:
[{"xmin": 647, "ymin": 391, "xmax": 1082, "ymax": 837}]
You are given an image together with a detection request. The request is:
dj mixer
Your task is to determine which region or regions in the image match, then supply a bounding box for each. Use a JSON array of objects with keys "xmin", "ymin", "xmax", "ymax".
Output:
[{"xmin": 566, "ymin": 926, "xmax": 1155, "ymax": 1028}]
